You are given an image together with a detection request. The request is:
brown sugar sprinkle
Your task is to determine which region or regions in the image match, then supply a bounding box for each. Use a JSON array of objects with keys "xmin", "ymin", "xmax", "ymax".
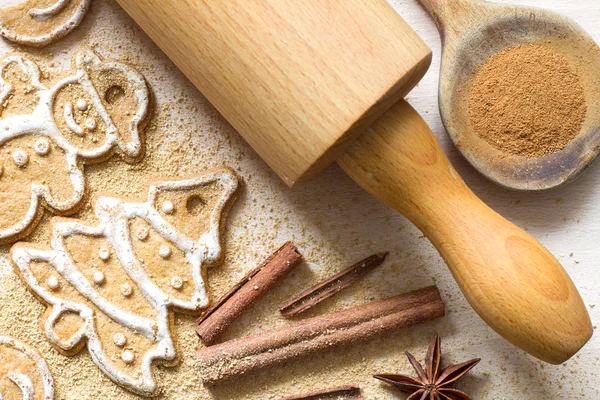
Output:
[{"xmin": 468, "ymin": 42, "xmax": 587, "ymax": 157}]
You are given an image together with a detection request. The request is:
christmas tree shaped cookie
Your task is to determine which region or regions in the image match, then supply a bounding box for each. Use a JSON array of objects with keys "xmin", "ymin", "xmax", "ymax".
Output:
[
  {"xmin": 11, "ymin": 168, "xmax": 240, "ymax": 396},
  {"xmin": 0, "ymin": 48, "xmax": 151, "ymax": 244}
]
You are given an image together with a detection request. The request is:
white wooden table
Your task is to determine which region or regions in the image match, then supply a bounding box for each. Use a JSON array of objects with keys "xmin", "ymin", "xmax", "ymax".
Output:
[{"xmin": 0, "ymin": 1, "xmax": 597, "ymax": 399}]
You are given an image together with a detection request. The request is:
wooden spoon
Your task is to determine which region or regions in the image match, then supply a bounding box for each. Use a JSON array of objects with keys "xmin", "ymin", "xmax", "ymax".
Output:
[{"xmin": 419, "ymin": 0, "xmax": 600, "ymax": 190}]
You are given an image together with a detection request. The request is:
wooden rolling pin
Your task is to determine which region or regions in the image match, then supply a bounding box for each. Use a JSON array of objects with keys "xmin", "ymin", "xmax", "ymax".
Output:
[{"xmin": 115, "ymin": 0, "xmax": 591, "ymax": 364}]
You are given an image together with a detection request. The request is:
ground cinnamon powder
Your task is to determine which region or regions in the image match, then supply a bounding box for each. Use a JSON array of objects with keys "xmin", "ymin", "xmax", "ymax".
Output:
[{"xmin": 468, "ymin": 43, "xmax": 587, "ymax": 157}]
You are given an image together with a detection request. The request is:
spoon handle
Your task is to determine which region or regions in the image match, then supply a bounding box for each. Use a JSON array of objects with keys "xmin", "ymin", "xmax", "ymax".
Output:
[
  {"xmin": 338, "ymin": 100, "xmax": 592, "ymax": 364},
  {"xmin": 417, "ymin": 0, "xmax": 488, "ymax": 39}
]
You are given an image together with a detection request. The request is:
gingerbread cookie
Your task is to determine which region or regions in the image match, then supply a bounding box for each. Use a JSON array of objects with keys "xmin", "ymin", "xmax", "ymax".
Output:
[
  {"xmin": 0, "ymin": 0, "xmax": 90, "ymax": 47},
  {"xmin": 11, "ymin": 168, "xmax": 240, "ymax": 396},
  {"xmin": 0, "ymin": 336, "xmax": 53, "ymax": 400},
  {"xmin": 0, "ymin": 49, "xmax": 150, "ymax": 244}
]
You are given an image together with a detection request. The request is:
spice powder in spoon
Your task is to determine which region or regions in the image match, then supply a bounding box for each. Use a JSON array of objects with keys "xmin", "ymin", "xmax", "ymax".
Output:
[{"xmin": 468, "ymin": 42, "xmax": 587, "ymax": 157}]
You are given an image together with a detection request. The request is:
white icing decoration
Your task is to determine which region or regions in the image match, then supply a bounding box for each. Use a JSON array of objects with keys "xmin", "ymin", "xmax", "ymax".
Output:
[
  {"xmin": 98, "ymin": 248, "xmax": 110, "ymax": 261},
  {"xmin": 11, "ymin": 169, "xmax": 239, "ymax": 396},
  {"xmin": 158, "ymin": 245, "xmax": 171, "ymax": 259},
  {"xmin": 161, "ymin": 200, "xmax": 174, "ymax": 214},
  {"xmin": 93, "ymin": 271, "xmax": 105, "ymax": 285},
  {"xmin": 29, "ymin": 0, "xmax": 71, "ymax": 17},
  {"xmin": 7, "ymin": 374, "xmax": 34, "ymax": 400},
  {"xmin": 0, "ymin": 0, "xmax": 91, "ymax": 47},
  {"xmin": 120, "ymin": 284, "xmax": 133, "ymax": 297},
  {"xmin": 0, "ymin": 50, "xmax": 150, "ymax": 245},
  {"xmin": 0, "ymin": 336, "xmax": 54, "ymax": 400},
  {"xmin": 64, "ymin": 102, "xmax": 84, "ymax": 136},
  {"xmin": 12, "ymin": 149, "xmax": 28, "ymax": 167},
  {"xmin": 170, "ymin": 276, "xmax": 183, "ymax": 290},
  {"xmin": 34, "ymin": 138, "xmax": 50, "ymax": 155},
  {"xmin": 121, "ymin": 350, "xmax": 135, "ymax": 364},
  {"xmin": 47, "ymin": 276, "xmax": 59, "ymax": 290},
  {"xmin": 113, "ymin": 333, "xmax": 126, "ymax": 348},
  {"xmin": 76, "ymin": 99, "xmax": 88, "ymax": 111},
  {"xmin": 85, "ymin": 117, "xmax": 97, "ymax": 130},
  {"xmin": 136, "ymin": 227, "xmax": 149, "ymax": 241}
]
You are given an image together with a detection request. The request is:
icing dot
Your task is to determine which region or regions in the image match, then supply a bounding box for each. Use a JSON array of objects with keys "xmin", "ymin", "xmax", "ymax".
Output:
[
  {"xmin": 159, "ymin": 245, "xmax": 171, "ymax": 259},
  {"xmin": 120, "ymin": 284, "xmax": 133, "ymax": 297},
  {"xmin": 85, "ymin": 118, "xmax": 97, "ymax": 130},
  {"xmin": 34, "ymin": 138, "xmax": 50, "ymax": 156},
  {"xmin": 161, "ymin": 200, "xmax": 174, "ymax": 214},
  {"xmin": 113, "ymin": 333, "xmax": 126, "ymax": 347},
  {"xmin": 98, "ymin": 248, "xmax": 110, "ymax": 261},
  {"xmin": 12, "ymin": 150, "xmax": 29, "ymax": 167},
  {"xmin": 47, "ymin": 276, "xmax": 60, "ymax": 290},
  {"xmin": 136, "ymin": 227, "xmax": 149, "ymax": 241},
  {"xmin": 121, "ymin": 350, "xmax": 135, "ymax": 364},
  {"xmin": 76, "ymin": 99, "xmax": 88, "ymax": 111},
  {"xmin": 93, "ymin": 271, "xmax": 105, "ymax": 285},
  {"xmin": 0, "ymin": 165, "xmax": 3, "ymax": 177},
  {"xmin": 171, "ymin": 276, "xmax": 183, "ymax": 290}
]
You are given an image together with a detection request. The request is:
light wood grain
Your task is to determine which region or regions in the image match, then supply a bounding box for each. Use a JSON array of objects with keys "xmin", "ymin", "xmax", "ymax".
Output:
[
  {"xmin": 116, "ymin": 0, "xmax": 591, "ymax": 364},
  {"xmin": 419, "ymin": 0, "xmax": 600, "ymax": 190},
  {"xmin": 115, "ymin": 0, "xmax": 431, "ymax": 186},
  {"xmin": 338, "ymin": 100, "xmax": 592, "ymax": 364}
]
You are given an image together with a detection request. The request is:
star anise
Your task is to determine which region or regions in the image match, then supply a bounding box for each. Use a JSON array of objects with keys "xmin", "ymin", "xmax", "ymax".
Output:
[{"xmin": 374, "ymin": 335, "xmax": 480, "ymax": 400}]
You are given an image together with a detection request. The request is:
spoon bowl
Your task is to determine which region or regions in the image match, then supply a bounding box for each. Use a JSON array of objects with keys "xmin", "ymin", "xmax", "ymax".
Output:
[{"xmin": 420, "ymin": 0, "xmax": 600, "ymax": 190}]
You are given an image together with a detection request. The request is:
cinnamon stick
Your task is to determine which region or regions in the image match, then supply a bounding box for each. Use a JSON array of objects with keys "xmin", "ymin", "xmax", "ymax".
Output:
[
  {"xmin": 196, "ymin": 242, "xmax": 302, "ymax": 345},
  {"xmin": 280, "ymin": 385, "xmax": 362, "ymax": 400},
  {"xmin": 279, "ymin": 252, "xmax": 388, "ymax": 317},
  {"xmin": 197, "ymin": 286, "xmax": 445, "ymax": 382}
]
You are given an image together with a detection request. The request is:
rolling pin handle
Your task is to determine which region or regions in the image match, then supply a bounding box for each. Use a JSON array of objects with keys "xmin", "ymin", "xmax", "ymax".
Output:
[{"xmin": 338, "ymin": 100, "xmax": 592, "ymax": 364}]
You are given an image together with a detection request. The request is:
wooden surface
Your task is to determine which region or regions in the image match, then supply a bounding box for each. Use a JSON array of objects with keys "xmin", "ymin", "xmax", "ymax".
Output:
[
  {"xmin": 115, "ymin": 0, "xmax": 431, "ymax": 186},
  {"xmin": 0, "ymin": 0, "xmax": 598, "ymax": 399},
  {"xmin": 420, "ymin": 0, "xmax": 600, "ymax": 190},
  {"xmin": 118, "ymin": 0, "xmax": 592, "ymax": 363},
  {"xmin": 338, "ymin": 100, "xmax": 591, "ymax": 364}
]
